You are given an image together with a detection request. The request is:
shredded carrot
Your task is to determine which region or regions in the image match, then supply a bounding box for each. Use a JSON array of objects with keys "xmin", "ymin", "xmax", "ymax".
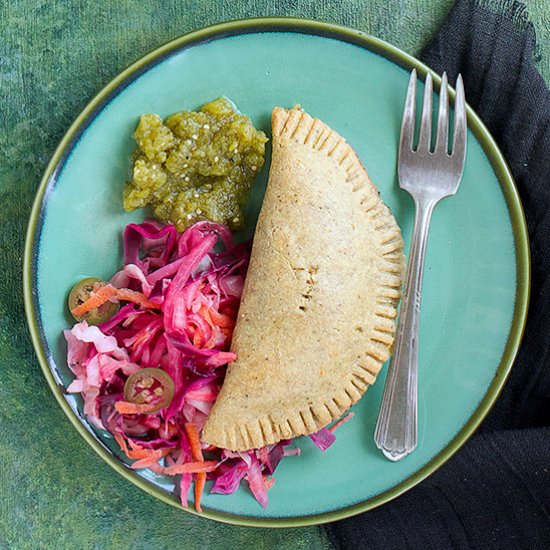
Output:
[
  {"xmin": 163, "ymin": 460, "xmax": 218, "ymax": 476},
  {"xmin": 192, "ymin": 330, "xmax": 203, "ymax": 348},
  {"xmin": 199, "ymin": 306, "xmax": 213, "ymax": 326},
  {"xmin": 125, "ymin": 445, "xmax": 153, "ymax": 460},
  {"xmin": 204, "ymin": 326, "xmax": 222, "ymax": 350},
  {"xmin": 115, "ymin": 288, "xmax": 162, "ymax": 310},
  {"xmin": 185, "ymin": 423, "xmax": 204, "ymax": 461},
  {"xmin": 131, "ymin": 456, "xmax": 166, "ymax": 470},
  {"xmin": 207, "ymin": 308, "xmax": 235, "ymax": 328},
  {"xmin": 148, "ymin": 462, "xmax": 165, "ymax": 475},
  {"xmin": 263, "ymin": 476, "xmax": 275, "ymax": 490},
  {"xmin": 114, "ymin": 434, "xmax": 131, "ymax": 456},
  {"xmin": 71, "ymin": 284, "xmax": 161, "ymax": 318},
  {"xmin": 184, "ymin": 423, "xmax": 207, "ymax": 512},
  {"xmin": 200, "ymin": 306, "xmax": 234, "ymax": 329},
  {"xmin": 194, "ymin": 473, "xmax": 206, "ymax": 513},
  {"xmin": 71, "ymin": 284, "xmax": 117, "ymax": 317},
  {"xmin": 115, "ymin": 433, "xmax": 170, "ymax": 469},
  {"xmin": 115, "ymin": 400, "xmax": 158, "ymax": 415},
  {"xmin": 129, "ymin": 444, "xmax": 168, "ymax": 462},
  {"xmin": 328, "ymin": 412, "xmax": 355, "ymax": 433}
]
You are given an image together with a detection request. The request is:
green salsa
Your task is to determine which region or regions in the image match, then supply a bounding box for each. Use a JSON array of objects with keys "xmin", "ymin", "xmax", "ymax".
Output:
[{"xmin": 123, "ymin": 97, "xmax": 268, "ymax": 232}]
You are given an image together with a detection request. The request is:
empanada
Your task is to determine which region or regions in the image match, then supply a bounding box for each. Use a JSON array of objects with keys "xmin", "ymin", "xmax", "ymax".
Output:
[{"xmin": 201, "ymin": 107, "xmax": 405, "ymax": 451}]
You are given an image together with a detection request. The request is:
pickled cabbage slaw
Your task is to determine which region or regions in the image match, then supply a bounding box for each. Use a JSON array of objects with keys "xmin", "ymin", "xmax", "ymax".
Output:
[{"xmin": 64, "ymin": 221, "xmax": 351, "ymax": 511}]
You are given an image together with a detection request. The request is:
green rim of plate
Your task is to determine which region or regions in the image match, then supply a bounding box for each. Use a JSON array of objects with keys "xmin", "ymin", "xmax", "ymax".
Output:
[{"xmin": 23, "ymin": 17, "xmax": 530, "ymax": 528}]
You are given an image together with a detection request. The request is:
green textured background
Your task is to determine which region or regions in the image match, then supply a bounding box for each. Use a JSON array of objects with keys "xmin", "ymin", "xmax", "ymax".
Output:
[{"xmin": 1, "ymin": 1, "xmax": 549, "ymax": 549}]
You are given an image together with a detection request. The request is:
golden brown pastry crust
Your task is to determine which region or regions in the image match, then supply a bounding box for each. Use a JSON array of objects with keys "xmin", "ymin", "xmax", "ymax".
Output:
[{"xmin": 201, "ymin": 107, "xmax": 405, "ymax": 451}]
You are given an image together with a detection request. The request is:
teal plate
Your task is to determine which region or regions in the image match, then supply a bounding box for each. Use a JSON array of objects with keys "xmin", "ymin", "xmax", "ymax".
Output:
[{"xmin": 24, "ymin": 18, "xmax": 529, "ymax": 527}]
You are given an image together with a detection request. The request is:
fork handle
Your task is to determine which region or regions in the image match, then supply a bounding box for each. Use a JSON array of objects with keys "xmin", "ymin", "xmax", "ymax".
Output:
[{"xmin": 374, "ymin": 197, "xmax": 435, "ymax": 461}]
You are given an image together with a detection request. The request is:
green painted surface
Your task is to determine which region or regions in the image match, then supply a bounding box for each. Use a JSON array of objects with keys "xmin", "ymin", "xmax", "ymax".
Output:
[{"xmin": 0, "ymin": 1, "xmax": 547, "ymax": 548}]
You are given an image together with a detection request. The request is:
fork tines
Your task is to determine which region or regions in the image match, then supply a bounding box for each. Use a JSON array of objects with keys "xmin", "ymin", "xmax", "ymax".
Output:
[{"xmin": 400, "ymin": 69, "xmax": 466, "ymax": 161}]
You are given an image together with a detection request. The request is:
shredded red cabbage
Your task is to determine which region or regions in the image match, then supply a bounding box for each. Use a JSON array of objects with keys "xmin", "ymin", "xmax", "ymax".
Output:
[
  {"xmin": 309, "ymin": 427, "xmax": 337, "ymax": 451},
  {"xmin": 65, "ymin": 221, "xmax": 345, "ymax": 510}
]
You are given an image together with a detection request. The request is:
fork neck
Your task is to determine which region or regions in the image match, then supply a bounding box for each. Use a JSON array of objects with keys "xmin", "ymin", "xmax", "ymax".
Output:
[
  {"xmin": 406, "ymin": 196, "xmax": 437, "ymax": 289},
  {"xmin": 412, "ymin": 196, "xmax": 437, "ymax": 231}
]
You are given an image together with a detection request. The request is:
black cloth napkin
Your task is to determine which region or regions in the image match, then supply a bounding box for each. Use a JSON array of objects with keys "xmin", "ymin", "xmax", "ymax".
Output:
[{"xmin": 326, "ymin": 1, "xmax": 550, "ymax": 548}]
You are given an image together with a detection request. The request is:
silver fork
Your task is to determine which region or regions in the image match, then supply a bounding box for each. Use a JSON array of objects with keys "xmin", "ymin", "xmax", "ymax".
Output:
[{"xmin": 374, "ymin": 69, "xmax": 467, "ymax": 461}]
